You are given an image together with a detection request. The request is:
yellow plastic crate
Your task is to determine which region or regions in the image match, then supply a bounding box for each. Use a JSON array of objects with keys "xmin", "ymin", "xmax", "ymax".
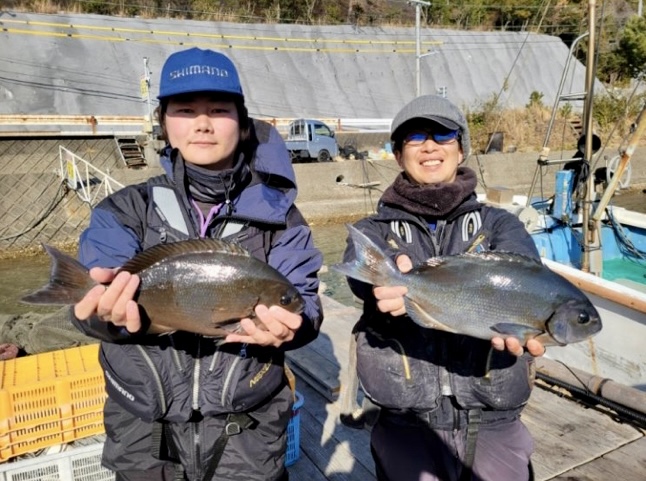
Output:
[{"xmin": 0, "ymin": 344, "xmax": 107, "ymax": 462}]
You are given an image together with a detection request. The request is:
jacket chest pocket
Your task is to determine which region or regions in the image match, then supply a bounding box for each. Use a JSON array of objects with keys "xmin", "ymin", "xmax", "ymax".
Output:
[
  {"xmin": 199, "ymin": 347, "xmax": 284, "ymax": 416},
  {"xmin": 355, "ymin": 319, "xmax": 442, "ymax": 411},
  {"xmin": 99, "ymin": 343, "xmax": 171, "ymax": 423}
]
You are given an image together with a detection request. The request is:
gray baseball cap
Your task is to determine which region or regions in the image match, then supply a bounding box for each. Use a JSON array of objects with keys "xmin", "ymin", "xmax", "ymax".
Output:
[{"xmin": 391, "ymin": 95, "xmax": 471, "ymax": 158}]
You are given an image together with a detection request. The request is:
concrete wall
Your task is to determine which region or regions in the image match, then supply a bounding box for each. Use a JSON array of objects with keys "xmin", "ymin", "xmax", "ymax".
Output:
[
  {"xmin": 1, "ymin": 137, "xmax": 645, "ymax": 252},
  {"xmin": 293, "ymin": 158, "xmax": 398, "ymax": 223},
  {"xmin": 470, "ymin": 148, "xmax": 646, "ymax": 197},
  {"xmin": 294, "ymin": 148, "xmax": 646, "ymax": 224}
]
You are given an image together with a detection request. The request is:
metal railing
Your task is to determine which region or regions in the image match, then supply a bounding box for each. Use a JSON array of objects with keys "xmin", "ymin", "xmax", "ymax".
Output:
[
  {"xmin": 0, "ymin": 114, "xmax": 152, "ymax": 137},
  {"xmin": 0, "ymin": 114, "xmax": 393, "ymax": 136},
  {"xmin": 59, "ymin": 146, "xmax": 124, "ymax": 206}
]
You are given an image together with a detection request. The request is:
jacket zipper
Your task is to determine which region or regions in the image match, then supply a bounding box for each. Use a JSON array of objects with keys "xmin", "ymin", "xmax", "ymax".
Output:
[
  {"xmin": 192, "ymin": 341, "xmax": 202, "ymax": 411},
  {"xmin": 191, "ymin": 340, "xmax": 202, "ymax": 479},
  {"xmin": 193, "ymin": 421, "xmax": 202, "ymax": 480},
  {"xmin": 220, "ymin": 344, "xmax": 248, "ymax": 406}
]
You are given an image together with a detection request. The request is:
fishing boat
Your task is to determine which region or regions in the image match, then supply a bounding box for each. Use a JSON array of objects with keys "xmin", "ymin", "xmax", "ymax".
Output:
[{"xmin": 487, "ymin": 1, "xmax": 646, "ymax": 390}]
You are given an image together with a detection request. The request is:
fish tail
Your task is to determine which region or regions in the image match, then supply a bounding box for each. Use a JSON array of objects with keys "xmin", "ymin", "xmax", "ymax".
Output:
[
  {"xmin": 332, "ymin": 225, "xmax": 401, "ymax": 287},
  {"xmin": 21, "ymin": 244, "xmax": 96, "ymax": 305}
]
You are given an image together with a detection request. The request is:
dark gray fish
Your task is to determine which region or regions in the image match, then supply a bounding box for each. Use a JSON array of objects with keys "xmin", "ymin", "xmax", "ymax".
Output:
[
  {"xmin": 333, "ymin": 225, "xmax": 602, "ymax": 346},
  {"xmin": 21, "ymin": 239, "xmax": 305, "ymax": 338}
]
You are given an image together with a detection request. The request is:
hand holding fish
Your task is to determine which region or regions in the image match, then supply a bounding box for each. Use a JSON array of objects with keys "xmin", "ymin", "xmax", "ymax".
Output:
[
  {"xmin": 225, "ymin": 304, "xmax": 302, "ymax": 347},
  {"xmin": 492, "ymin": 337, "xmax": 545, "ymax": 357},
  {"xmin": 73, "ymin": 267, "xmax": 142, "ymax": 333},
  {"xmin": 373, "ymin": 254, "xmax": 411, "ymax": 317}
]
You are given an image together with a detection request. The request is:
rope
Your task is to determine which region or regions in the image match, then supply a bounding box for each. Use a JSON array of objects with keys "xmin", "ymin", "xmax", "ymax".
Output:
[
  {"xmin": 536, "ymin": 371, "xmax": 646, "ymax": 428},
  {"xmin": 0, "ymin": 179, "xmax": 68, "ymax": 241},
  {"xmin": 606, "ymin": 208, "xmax": 646, "ymax": 262}
]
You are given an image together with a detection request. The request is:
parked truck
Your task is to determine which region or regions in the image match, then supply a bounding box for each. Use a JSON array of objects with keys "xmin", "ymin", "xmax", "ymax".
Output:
[{"xmin": 285, "ymin": 118, "xmax": 339, "ymax": 163}]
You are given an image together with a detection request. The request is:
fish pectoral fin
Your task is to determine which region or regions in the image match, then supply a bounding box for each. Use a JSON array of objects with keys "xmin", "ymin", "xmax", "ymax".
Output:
[
  {"xmin": 490, "ymin": 323, "xmax": 544, "ymax": 342},
  {"xmin": 531, "ymin": 332, "xmax": 563, "ymax": 347},
  {"xmin": 405, "ymin": 299, "xmax": 457, "ymax": 333}
]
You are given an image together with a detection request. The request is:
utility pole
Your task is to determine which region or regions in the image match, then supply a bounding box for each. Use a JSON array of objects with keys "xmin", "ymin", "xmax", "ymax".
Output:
[
  {"xmin": 409, "ymin": 0, "xmax": 431, "ymax": 97},
  {"xmin": 142, "ymin": 57, "xmax": 153, "ymax": 140}
]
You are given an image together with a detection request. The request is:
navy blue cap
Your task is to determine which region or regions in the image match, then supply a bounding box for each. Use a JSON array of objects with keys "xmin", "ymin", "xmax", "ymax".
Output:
[{"xmin": 157, "ymin": 48, "xmax": 243, "ymax": 100}]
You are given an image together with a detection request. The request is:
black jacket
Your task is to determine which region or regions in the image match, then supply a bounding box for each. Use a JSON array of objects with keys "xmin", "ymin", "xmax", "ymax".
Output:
[{"xmin": 344, "ymin": 194, "xmax": 539, "ymax": 422}]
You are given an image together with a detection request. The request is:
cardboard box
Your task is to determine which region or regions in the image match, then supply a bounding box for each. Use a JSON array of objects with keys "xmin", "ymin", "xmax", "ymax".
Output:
[{"xmin": 486, "ymin": 186, "xmax": 514, "ymax": 205}]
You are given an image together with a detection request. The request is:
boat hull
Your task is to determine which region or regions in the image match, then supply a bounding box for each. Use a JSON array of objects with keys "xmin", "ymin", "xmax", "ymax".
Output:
[
  {"xmin": 542, "ymin": 258, "xmax": 646, "ymax": 391},
  {"xmin": 482, "ymin": 194, "xmax": 646, "ymax": 390}
]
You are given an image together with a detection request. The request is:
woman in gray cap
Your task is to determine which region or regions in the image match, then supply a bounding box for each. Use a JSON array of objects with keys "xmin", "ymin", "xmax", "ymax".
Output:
[{"xmin": 341, "ymin": 94, "xmax": 544, "ymax": 481}]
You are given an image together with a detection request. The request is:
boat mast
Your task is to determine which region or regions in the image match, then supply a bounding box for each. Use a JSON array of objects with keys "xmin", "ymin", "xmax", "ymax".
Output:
[{"xmin": 581, "ymin": 0, "xmax": 602, "ymax": 275}]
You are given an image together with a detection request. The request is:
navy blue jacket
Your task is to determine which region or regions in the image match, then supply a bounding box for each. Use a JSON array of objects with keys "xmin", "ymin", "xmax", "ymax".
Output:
[{"xmin": 71, "ymin": 120, "xmax": 322, "ymax": 480}]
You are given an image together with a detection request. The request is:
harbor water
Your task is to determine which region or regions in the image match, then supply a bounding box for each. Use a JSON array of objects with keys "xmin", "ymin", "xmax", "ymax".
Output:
[{"xmin": 0, "ymin": 222, "xmax": 357, "ymax": 316}]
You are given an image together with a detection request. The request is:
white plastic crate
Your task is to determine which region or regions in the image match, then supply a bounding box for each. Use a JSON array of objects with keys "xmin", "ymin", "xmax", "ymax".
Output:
[{"xmin": 0, "ymin": 444, "xmax": 114, "ymax": 481}]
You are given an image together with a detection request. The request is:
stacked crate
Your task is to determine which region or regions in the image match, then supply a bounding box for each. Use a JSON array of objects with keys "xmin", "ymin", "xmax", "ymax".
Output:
[
  {"xmin": 0, "ymin": 344, "xmax": 304, "ymax": 475},
  {"xmin": 0, "ymin": 344, "xmax": 106, "ymax": 462}
]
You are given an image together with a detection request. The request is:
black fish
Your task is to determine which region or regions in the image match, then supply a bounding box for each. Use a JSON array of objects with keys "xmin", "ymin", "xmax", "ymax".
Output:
[{"xmin": 22, "ymin": 239, "xmax": 305, "ymax": 337}]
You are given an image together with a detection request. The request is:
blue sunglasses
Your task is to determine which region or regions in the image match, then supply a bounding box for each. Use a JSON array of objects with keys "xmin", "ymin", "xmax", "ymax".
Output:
[{"xmin": 404, "ymin": 129, "xmax": 460, "ymax": 145}]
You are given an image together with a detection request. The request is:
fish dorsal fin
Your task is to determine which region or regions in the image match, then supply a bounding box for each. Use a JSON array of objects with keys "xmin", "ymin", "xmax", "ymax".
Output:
[
  {"xmin": 120, "ymin": 239, "xmax": 250, "ymax": 274},
  {"xmin": 423, "ymin": 251, "xmax": 541, "ymax": 268}
]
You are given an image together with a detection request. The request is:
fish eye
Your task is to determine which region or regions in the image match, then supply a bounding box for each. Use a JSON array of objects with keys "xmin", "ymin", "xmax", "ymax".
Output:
[
  {"xmin": 577, "ymin": 312, "xmax": 590, "ymax": 324},
  {"xmin": 280, "ymin": 295, "xmax": 292, "ymax": 306}
]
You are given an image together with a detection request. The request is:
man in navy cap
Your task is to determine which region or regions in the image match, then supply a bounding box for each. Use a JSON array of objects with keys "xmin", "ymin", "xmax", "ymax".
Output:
[
  {"xmin": 72, "ymin": 47, "xmax": 323, "ymax": 481},
  {"xmin": 341, "ymin": 94, "xmax": 545, "ymax": 481}
]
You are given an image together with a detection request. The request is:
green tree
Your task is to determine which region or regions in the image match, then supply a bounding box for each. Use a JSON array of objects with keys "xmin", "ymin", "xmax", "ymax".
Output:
[
  {"xmin": 493, "ymin": 0, "xmax": 535, "ymax": 31},
  {"xmin": 616, "ymin": 15, "xmax": 646, "ymax": 79}
]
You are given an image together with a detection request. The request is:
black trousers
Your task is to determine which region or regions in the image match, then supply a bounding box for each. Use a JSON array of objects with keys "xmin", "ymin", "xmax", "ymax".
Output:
[{"xmin": 115, "ymin": 465, "xmax": 290, "ymax": 481}]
